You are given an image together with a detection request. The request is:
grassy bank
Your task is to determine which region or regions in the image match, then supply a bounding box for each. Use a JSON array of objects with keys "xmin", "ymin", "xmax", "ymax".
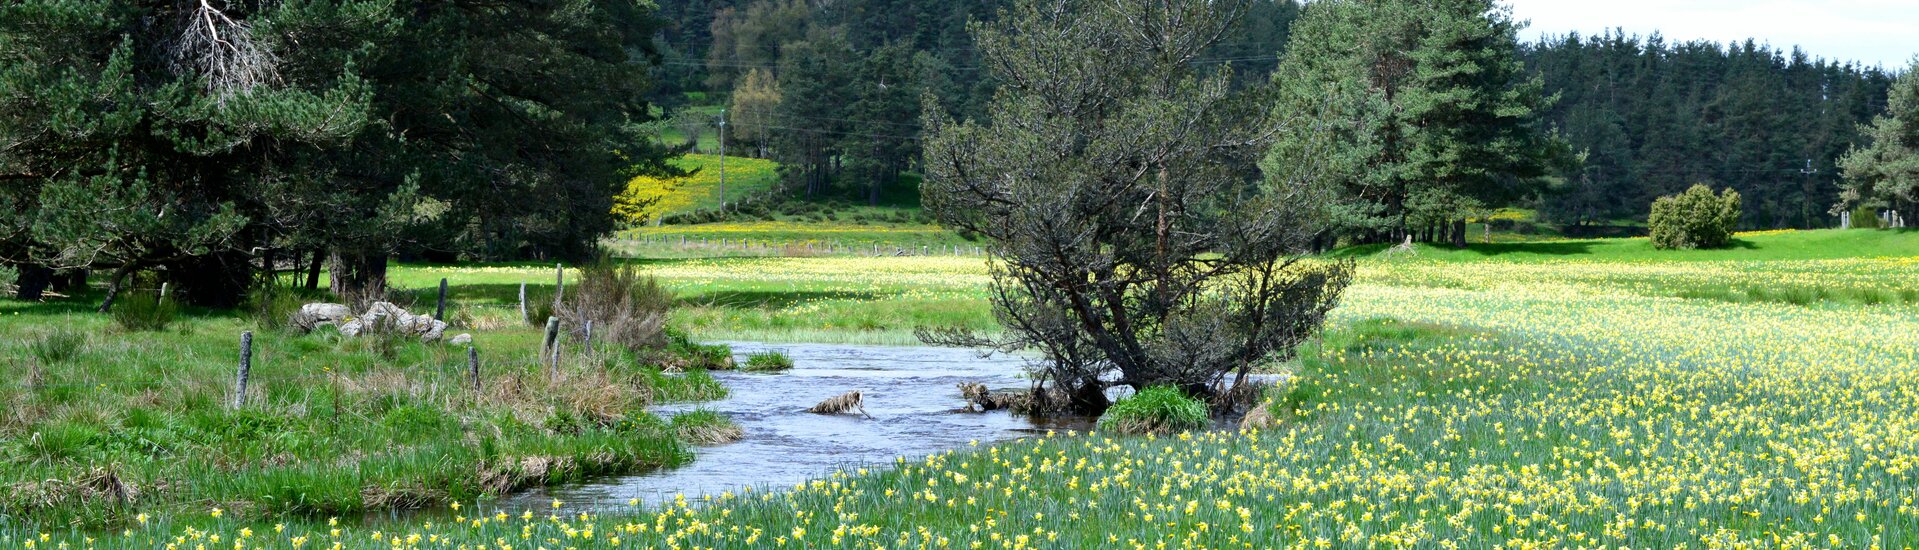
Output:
[{"xmin": 0, "ymin": 291, "xmax": 729, "ymax": 527}]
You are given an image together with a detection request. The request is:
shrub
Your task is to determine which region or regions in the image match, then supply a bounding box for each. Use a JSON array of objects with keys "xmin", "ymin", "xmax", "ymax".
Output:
[
  {"xmin": 1096, "ymin": 387, "xmax": 1209, "ymax": 435},
  {"xmin": 559, "ymin": 259, "xmax": 673, "ymax": 351},
  {"xmin": 1851, "ymin": 204, "xmax": 1884, "ymax": 229},
  {"xmin": 0, "ymin": 264, "xmax": 16, "ymax": 293},
  {"xmin": 30, "ymin": 329, "xmax": 86, "ymax": 364},
  {"xmin": 741, "ymin": 350, "xmax": 794, "ymax": 372},
  {"xmin": 1648, "ymin": 184, "xmax": 1741, "ymax": 249},
  {"xmin": 525, "ymin": 288, "xmax": 558, "ymax": 328},
  {"xmin": 112, "ymin": 290, "xmax": 177, "ymax": 332}
]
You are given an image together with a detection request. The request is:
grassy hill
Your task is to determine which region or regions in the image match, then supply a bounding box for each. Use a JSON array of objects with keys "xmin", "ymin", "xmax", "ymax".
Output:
[{"xmin": 616, "ymin": 154, "xmax": 781, "ymax": 222}]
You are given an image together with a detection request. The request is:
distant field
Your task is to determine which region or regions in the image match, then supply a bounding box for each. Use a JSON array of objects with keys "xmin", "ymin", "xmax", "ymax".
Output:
[{"xmin": 1336, "ymin": 228, "xmax": 1919, "ymax": 262}]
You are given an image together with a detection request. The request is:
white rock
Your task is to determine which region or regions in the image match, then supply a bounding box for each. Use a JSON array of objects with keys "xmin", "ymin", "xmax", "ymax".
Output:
[{"xmin": 449, "ymin": 333, "xmax": 472, "ymax": 346}]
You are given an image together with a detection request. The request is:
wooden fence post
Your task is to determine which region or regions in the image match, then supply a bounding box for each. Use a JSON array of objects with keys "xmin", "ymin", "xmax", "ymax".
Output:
[
  {"xmin": 468, "ymin": 345, "xmax": 481, "ymax": 393},
  {"xmin": 518, "ymin": 282, "xmax": 528, "ymax": 323},
  {"xmin": 435, "ymin": 277, "xmax": 448, "ymax": 320},
  {"xmin": 233, "ymin": 331, "xmax": 253, "ymax": 408},
  {"xmin": 541, "ymin": 316, "xmax": 560, "ymax": 379},
  {"xmin": 553, "ymin": 263, "xmax": 565, "ymax": 308}
]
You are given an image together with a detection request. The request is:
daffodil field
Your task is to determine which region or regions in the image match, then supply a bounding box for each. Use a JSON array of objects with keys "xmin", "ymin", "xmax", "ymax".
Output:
[{"xmin": 9, "ymin": 230, "xmax": 1919, "ymax": 548}]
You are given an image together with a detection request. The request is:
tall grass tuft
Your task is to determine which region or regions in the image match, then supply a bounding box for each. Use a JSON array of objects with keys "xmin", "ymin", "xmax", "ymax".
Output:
[
  {"xmin": 741, "ymin": 350, "xmax": 794, "ymax": 372},
  {"xmin": 30, "ymin": 328, "xmax": 86, "ymax": 365},
  {"xmin": 243, "ymin": 284, "xmax": 308, "ymax": 332},
  {"xmin": 111, "ymin": 290, "xmax": 177, "ymax": 332},
  {"xmin": 1097, "ymin": 386, "xmax": 1209, "ymax": 435}
]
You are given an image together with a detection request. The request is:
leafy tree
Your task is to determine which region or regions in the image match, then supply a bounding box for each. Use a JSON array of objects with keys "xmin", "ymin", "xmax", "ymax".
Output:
[
  {"xmin": 1271, "ymin": 0, "xmax": 1568, "ymax": 247},
  {"xmin": 1649, "ymin": 184, "xmax": 1741, "ymax": 250},
  {"xmin": 728, "ymin": 68, "xmax": 783, "ymax": 157},
  {"xmin": 920, "ymin": 0, "xmax": 1352, "ymax": 413},
  {"xmin": 1838, "ymin": 59, "xmax": 1919, "ymax": 222}
]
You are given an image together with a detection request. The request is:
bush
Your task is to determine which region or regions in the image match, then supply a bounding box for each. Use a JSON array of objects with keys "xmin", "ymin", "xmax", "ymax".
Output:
[
  {"xmin": 741, "ymin": 350, "xmax": 794, "ymax": 372},
  {"xmin": 1096, "ymin": 387, "xmax": 1209, "ymax": 435},
  {"xmin": 1851, "ymin": 204, "xmax": 1884, "ymax": 229},
  {"xmin": 112, "ymin": 290, "xmax": 177, "ymax": 332},
  {"xmin": 559, "ymin": 260, "xmax": 673, "ymax": 351},
  {"xmin": 0, "ymin": 264, "xmax": 16, "ymax": 293},
  {"xmin": 1649, "ymin": 184, "xmax": 1741, "ymax": 249}
]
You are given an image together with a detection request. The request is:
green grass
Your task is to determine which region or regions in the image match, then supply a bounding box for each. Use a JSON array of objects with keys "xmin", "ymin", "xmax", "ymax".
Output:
[
  {"xmin": 0, "ymin": 284, "xmax": 733, "ymax": 527},
  {"xmin": 1095, "ymin": 387, "xmax": 1209, "ymax": 435}
]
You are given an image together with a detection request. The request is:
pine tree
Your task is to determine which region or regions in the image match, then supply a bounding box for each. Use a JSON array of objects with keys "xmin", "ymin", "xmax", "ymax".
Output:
[
  {"xmin": 1839, "ymin": 59, "xmax": 1919, "ymax": 222},
  {"xmin": 1271, "ymin": 0, "xmax": 1567, "ymax": 246}
]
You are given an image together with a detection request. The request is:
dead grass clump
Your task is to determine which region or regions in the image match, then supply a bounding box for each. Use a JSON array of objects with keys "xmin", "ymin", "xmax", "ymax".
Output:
[{"xmin": 560, "ymin": 261, "xmax": 672, "ymax": 352}]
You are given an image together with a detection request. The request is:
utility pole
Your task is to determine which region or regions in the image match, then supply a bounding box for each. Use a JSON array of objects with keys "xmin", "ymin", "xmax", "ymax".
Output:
[
  {"xmin": 1800, "ymin": 159, "xmax": 1818, "ymax": 228},
  {"xmin": 717, "ymin": 108, "xmax": 727, "ymax": 211}
]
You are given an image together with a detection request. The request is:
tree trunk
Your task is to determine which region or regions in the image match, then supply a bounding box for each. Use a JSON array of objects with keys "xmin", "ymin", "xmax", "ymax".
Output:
[
  {"xmin": 328, "ymin": 249, "xmax": 388, "ymax": 305},
  {"xmin": 1451, "ymin": 219, "xmax": 1469, "ymax": 248},
  {"xmin": 96, "ymin": 264, "xmax": 137, "ymax": 313},
  {"xmin": 304, "ymin": 249, "xmax": 324, "ymax": 291},
  {"xmin": 15, "ymin": 265, "xmax": 53, "ymax": 301}
]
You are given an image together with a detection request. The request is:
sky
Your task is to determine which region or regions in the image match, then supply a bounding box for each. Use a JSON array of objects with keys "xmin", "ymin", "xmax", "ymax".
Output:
[{"xmin": 1504, "ymin": 0, "xmax": 1919, "ymax": 69}]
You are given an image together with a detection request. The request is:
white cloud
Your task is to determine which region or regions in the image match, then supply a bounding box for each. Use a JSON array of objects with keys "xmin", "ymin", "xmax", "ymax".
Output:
[{"xmin": 1504, "ymin": 0, "xmax": 1919, "ymax": 69}]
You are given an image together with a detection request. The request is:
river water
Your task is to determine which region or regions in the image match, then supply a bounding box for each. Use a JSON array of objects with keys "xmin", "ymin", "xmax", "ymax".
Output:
[{"xmin": 503, "ymin": 342, "xmax": 1094, "ymax": 510}]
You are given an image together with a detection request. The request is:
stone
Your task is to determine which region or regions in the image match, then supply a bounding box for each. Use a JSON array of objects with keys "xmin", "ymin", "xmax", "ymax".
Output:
[
  {"xmin": 449, "ymin": 333, "xmax": 472, "ymax": 346},
  {"xmin": 332, "ymin": 301, "xmax": 451, "ymax": 342},
  {"xmin": 293, "ymin": 303, "xmax": 352, "ymax": 332}
]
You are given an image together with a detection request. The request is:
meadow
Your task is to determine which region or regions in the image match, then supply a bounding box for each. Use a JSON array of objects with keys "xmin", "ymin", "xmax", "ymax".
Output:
[{"xmin": 7, "ymin": 229, "xmax": 1919, "ymax": 547}]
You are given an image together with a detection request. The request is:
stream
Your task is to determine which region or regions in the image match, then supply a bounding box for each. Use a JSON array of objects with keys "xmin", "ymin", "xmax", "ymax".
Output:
[{"xmin": 503, "ymin": 342, "xmax": 1094, "ymax": 510}]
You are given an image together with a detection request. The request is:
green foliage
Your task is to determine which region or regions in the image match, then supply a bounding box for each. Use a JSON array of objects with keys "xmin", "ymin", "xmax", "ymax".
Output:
[
  {"xmin": 29, "ymin": 328, "xmax": 85, "ymax": 365},
  {"xmin": 741, "ymin": 350, "xmax": 795, "ymax": 372},
  {"xmin": 0, "ymin": 264, "xmax": 16, "ymax": 293},
  {"xmin": 1096, "ymin": 387, "xmax": 1210, "ymax": 435},
  {"xmin": 1649, "ymin": 184, "xmax": 1742, "ymax": 249},
  {"xmin": 110, "ymin": 291, "xmax": 177, "ymax": 332}
]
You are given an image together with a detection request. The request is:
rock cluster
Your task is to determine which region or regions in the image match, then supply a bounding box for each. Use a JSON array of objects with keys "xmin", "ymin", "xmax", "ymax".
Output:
[{"xmin": 294, "ymin": 301, "xmax": 468, "ymax": 343}]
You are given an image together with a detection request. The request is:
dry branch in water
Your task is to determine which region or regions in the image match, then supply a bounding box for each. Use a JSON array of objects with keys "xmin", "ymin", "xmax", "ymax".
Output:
[{"xmin": 808, "ymin": 390, "xmax": 870, "ymax": 417}]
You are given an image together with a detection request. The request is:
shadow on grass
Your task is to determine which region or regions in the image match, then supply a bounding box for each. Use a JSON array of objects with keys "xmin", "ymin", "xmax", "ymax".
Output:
[{"xmin": 1333, "ymin": 240, "xmax": 1598, "ymax": 258}]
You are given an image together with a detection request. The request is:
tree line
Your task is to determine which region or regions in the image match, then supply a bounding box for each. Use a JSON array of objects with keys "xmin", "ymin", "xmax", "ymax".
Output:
[
  {"xmin": 1526, "ymin": 31, "xmax": 1898, "ymax": 231},
  {"xmin": 1, "ymin": 0, "xmax": 679, "ymax": 307}
]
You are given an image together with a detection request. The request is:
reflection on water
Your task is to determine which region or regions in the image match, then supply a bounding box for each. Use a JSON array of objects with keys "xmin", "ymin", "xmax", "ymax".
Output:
[{"xmin": 505, "ymin": 342, "xmax": 1092, "ymax": 510}]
